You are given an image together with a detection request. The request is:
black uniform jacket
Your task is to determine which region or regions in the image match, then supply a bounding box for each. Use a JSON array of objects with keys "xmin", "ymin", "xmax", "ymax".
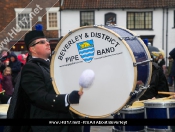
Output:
[
  {"xmin": 4, "ymin": 58, "xmax": 82, "ymax": 132},
  {"xmin": 139, "ymin": 62, "xmax": 169, "ymax": 100}
]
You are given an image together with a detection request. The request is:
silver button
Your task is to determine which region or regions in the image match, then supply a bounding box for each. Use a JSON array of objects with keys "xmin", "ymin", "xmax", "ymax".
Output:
[
  {"xmin": 51, "ymin": 105, "xmax": 54, "ymax": 107},
  {"xmin": 53, "ymin": 99, "xmax": 55, "ymax": 102}
]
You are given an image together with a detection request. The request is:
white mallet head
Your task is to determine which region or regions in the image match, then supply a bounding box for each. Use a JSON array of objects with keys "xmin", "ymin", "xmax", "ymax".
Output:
[{"xmin": 79, "ymin": 69, "xmax": 95, "ymax": 88}]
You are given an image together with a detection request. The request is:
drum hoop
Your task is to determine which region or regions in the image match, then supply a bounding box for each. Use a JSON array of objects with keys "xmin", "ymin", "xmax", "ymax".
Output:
[
  {"xmin": 120, "ymin": 107, "xmax": 144, "ymax": 114},
  {"xmin": 147, "ymin": 128, "xmax": 172, "ymax": 131},
  {"xmin": 50, "ymin": 25, "xmax": 149, "ymax": 118}
]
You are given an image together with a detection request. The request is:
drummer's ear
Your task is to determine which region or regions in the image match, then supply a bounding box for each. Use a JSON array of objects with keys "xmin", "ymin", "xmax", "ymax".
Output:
[{"xmin": 29, "ymin": 47, "xmax": 36, "ymax": 54}]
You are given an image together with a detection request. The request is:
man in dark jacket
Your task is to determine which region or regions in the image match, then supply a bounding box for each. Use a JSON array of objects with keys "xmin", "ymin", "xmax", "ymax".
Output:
[
  {"xmin": 4, "ymin": 29, "xmax": 83, "ymax": 132},
  {"xmin": 139, "ymin": 61, "xmax": 169, "ymax": 100},
  {"xmin": 169, "ymin": 48, "xmax": 175, "ymax": 91}
]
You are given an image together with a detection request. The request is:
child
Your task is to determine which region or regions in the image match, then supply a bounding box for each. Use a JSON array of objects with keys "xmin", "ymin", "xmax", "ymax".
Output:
[{"xmin": 2, "ymin": 67, "xmax": 14, "ymax": 96}]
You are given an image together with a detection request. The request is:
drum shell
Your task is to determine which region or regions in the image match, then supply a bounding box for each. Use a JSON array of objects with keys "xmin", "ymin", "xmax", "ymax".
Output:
[
  {"xmin": 144, "ymin": 99, "xmax": 175, "ymax": 131},
  {"xmin": 105, "ymin": 26, "xmax": 152, "ymax": 105},
  {"xmin": 113, "ymin": 106, "xmax": 144, "ymax": 132}
]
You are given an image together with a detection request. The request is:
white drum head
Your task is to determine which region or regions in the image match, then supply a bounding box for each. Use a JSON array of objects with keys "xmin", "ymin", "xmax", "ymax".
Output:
[{"xmin": 51, "ymin": 26, "xmax": 137, "ymax": 118}]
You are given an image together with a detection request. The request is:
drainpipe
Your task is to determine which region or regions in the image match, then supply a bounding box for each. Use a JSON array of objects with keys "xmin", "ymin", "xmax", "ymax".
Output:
[
  {"xmin": 59, "ymin": 0, "xmax": 63, "ymax": 37},
  {"xmin": 162, "ymin": 8, "xmax": 164, "ymax": 50},
  {"xmin": 59, "ymin": 7, "xmax": 62, "ymax": 37},
  {"xmin": 165, "ymin": 8, "xmax": 168, "ymax": 66}
]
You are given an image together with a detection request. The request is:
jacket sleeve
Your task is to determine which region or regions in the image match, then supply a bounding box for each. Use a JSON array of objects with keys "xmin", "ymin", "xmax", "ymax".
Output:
[
  {"xmin": 139, "ymin": 69, "xmax": 159, "ymax": 100},
  {"xmin": 21, "ymin": 63, "xmax": 70, "ymax": 112},
  {"xmin": 155, "ymin": 68, "xmax": 169, "ymax": 98},
  {"xmin": 169, "ymin": 48, "xmax": 175, "ymax": 59}
]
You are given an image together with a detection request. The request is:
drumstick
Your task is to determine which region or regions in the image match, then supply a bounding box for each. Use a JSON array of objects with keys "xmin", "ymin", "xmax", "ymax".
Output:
[
  {"xmin": 134, "ymin": 95, "xmax": 173, "ymax": 103},
  {"xmin": 0, "ymin": 90, "xmax": 5, "ymax": 94},
  {"xmin": 158, "ymin": 91, "xmax": 175, "ymax": 95},
  {"xmin": 79, "ymin": 69, "xmax": 95, "ymax": 92}
]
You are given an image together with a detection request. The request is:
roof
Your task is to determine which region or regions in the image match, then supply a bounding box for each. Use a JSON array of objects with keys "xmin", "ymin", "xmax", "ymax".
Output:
[{"xmin": 61, "ymin": 0, "xmax": 175, "ymax": 9}]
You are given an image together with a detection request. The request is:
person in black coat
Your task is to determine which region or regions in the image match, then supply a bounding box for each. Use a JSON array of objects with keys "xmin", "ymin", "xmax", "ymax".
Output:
[
  {"xmin": 8, "ymin": 52, "xmax": 21, "ymax": 86},
  {"xmin": 139, "ymin": 61, "xmax": 169, "ymax": 100},
  {"xmin": 4, "ymin": 29, "xmax": 83, "ymax": 132},
  {"xmin": 169, "ymin": 48, "xmax": 175, "ymax": 91},
  {"xmin": 0, "ymin": 48, "xmax": 11, "ymax": 74}
]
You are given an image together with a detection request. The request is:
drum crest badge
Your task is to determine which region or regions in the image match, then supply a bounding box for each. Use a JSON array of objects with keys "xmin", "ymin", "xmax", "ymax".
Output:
[{"xmin": 76, "ymin": 39, "xmax": 95, "ymax": 63}]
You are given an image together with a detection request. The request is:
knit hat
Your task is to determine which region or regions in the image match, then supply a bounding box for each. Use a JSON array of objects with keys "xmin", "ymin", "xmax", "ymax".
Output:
[
  {"xmin": 143, "ymin": 38, "xmax": 148, "ymax": 47},
  {"xmin": 24, "ymin": 30, "xmax": 45, "ymax": 50}
]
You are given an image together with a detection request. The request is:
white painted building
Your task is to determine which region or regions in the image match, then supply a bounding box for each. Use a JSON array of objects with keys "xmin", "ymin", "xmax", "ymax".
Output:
[{"xmin": 58, "ymin": 0, "xmax": 175, "ymax": 64}]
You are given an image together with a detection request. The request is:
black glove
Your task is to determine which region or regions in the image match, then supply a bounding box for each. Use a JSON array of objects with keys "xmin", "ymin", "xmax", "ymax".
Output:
[{"xmin": 67, "ymin": 90, "xmax": 80, "ymax": 104}]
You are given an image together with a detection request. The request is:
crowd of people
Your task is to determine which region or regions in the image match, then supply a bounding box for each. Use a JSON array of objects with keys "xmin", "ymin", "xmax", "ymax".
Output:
[{"xmin": 0, "ymin": 49, "xmax": 28, "ymax": 104}]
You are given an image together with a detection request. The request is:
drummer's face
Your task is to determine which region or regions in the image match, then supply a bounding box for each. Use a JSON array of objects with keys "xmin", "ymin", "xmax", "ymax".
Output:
[{"xmin": 30, "ymin": 38, "xmax": 51, "ymax": 59}]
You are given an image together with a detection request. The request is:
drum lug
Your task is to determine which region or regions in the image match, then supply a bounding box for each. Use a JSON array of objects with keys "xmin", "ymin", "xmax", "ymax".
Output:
[
  {"xmin": 51, "ymin": 51, "xmax": 55, "ymax": 55},
  {"xmin": 133, "ymin": 59, "xmax": 153, "ymax": 67},
  {"xmin": 121, "ymin": 36, "xmax": 140, "ymax": 40},
  {"xmin": 93, "ymin": 24, "xmax": 98, "ymax": 27},
  {"xmin": 68, "ymin": 30, "xmax": 72, "ymax": 35},
  {"xmin": 84, "ymin": 115, "xmax": 89, "ymax": 118}
]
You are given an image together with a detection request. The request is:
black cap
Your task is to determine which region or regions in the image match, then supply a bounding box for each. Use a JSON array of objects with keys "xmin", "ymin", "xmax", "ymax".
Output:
[{"xmin": 24, "ymin": 30, "xmax": 45, "ymax": 50}]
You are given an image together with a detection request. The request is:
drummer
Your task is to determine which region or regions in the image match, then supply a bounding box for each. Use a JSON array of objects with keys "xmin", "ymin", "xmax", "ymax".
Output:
[
  {"xmin": 4, "ymin": 27, "xmax": 83, "ymax": 132},
  {"xmin": 139, "ymin": 40, "xmax": 169, "ymax": 100}
]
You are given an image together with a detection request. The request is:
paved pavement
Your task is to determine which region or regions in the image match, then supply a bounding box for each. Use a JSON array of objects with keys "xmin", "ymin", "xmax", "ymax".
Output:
[{"xmin": 89, "ymin": 86, "xmax": 175, "ymax": 132}]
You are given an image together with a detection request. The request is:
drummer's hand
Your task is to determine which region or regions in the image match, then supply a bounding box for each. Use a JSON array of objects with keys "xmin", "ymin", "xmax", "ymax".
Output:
[
  {"xmin": 68, "ymin": 90, "xmax": 83, "ymax": 104},
  {"xmin": 152, "ymin": 97, "xmax": 156, "ymax": 100},
  {"xmin": 78, "ymin": 91, "xmax": 83, "ymax": 96},
  {"xmin": 173, "ymin": 95, "xmax": 175, "ymax": 99}
]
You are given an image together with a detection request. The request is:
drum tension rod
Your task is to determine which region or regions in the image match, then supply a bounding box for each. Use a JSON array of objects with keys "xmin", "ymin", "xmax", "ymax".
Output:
[
  {"xmin": 139, "ymin": 85, "xmax": 150, "ymax": 90},
  {"xmin": 130, "ymin": 85, "xmax": 150, "ymax": 96},
  {"xmin": 133, "ymin": 59, "xmax": 153, "ymax": 67},
  {"xmin": 120, "ymin": 36, "xmax": 140, "ymax": 40}
]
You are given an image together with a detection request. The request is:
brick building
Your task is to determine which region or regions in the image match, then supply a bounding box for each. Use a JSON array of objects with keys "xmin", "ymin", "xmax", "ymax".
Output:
[{"xmin": 0, "ymin": 0, "xmax": 61, "ymax": 52}]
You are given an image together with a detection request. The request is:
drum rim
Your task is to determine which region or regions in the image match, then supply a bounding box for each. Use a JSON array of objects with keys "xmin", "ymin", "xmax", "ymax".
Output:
[{"xmin": 50, "ymin": 25, "xmax": 151, "ymax": 118}]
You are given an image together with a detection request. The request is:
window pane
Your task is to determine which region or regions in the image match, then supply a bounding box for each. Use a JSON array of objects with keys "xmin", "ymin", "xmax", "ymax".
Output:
[
  {"xmin": 80, "ymin": 11, "xmax": 94, "ymax": 26},
  {"xmin": 145, "ymin": 12, "xmax": 152, "ymax": 29},
  {"xmin": 48, "ymin": 12, "xmax": 57, "ymax": 28},
  {"xmin": 135, "ymin": 13, "xmax": 144, "ymax": 29},
  {"xmin": 18, "ymin": 13, "xmax": 30, "ymax": 29},
  {"xmin": 105, "ymin": 13, "xmax": 116, "ymax": 25},
  {"xmin": 127, "ymin": 13, "xmax": 134, "ymax": 29},
  {"xmin": 127, "ymin": 12, "xmax": 152, "ymax": 29}
]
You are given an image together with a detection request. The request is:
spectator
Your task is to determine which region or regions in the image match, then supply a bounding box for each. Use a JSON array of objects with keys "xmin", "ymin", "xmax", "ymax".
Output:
[
  {"xmin": 17, "ymin": 54, "xmax": 27, "ymax": 67},
  {"xmin": 8, "ymin": 52, "xmax": 21, "ymax": 86},
  {"xmin": 0, "ymin": 48, "xmax": 10, "ymax": 73},
  {"xmin": 169, "ymin": 48, "xmax": 175, "ymax": 91},
  {"xmin": 167, "ymin": 56, "xmax": 174, "ymax": 86},
  {"xmin": 2, "ymin": 67, "xmax": 14, "ymax": 96},
  {"xmin": 155, "ymin": 53, "xmax": 165, "ymax": 69}
]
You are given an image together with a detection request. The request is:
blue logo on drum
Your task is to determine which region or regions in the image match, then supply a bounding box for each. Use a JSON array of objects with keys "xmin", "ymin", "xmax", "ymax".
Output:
[{"xmin": 77, "ymin": 39, "xmax": 94, "ymax": 63}]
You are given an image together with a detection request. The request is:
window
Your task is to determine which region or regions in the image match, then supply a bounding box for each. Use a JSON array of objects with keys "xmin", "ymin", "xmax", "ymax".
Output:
[
  {"xmin": 15, "ymin": 8, "xmax": 32, "ymax": 31},
  {"xmin": 127, "ymin": 12, "xmax": 152, "ymax": 30},
  {"xmin": 80, "ymin": 11, "xmax": 94, "ymax": 26},
  {"xmin": 46, "ymin": 7, "xmax": 59, "ymax": 30},
  {"xmin": 105, "ymin": 13, "xmax": 116, "ymax": 25}
]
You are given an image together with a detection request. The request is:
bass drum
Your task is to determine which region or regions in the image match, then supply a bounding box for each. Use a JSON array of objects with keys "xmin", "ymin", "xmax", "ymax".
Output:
[{"xmin": 50, "ymin": 25, "xmax": 152, "ymax": 118}]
